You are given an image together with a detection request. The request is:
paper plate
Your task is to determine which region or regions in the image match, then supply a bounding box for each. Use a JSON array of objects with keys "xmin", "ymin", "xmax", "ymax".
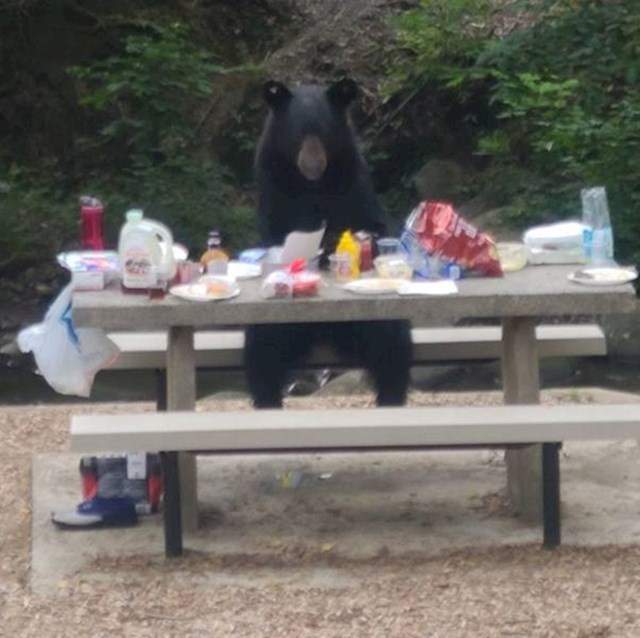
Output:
[
  {"xmin": 170, "ymin": 278, "xmax": 240, "ymax": 302},
  {"xmin": 227, "ymin": 260, "xmax": 262, "ymax": 280},
  {"xmin": 568, "ymin": 267, "xmax": 638, "ymax": 286},
  {"xmin": 342, "ymin": 278, "xmax": 405, "ymax": 295}
]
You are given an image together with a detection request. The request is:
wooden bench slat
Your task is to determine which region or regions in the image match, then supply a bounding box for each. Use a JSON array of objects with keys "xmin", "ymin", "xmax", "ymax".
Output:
[
  {"xmin": 70, "ymin": 403, "xmax": 638, "ymax": 454},
  {"xmin": 106, "ymin": 324, "xmax": 606, "ymax": 370}
]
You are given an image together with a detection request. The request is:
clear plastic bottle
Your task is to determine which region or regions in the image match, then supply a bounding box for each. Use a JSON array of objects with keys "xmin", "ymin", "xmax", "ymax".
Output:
[
  {"xmin": 581, "ymin": 186, "xmax": 614, "ymax": 266},
  {"xmin": 400, "ymin": 229, "xmax": 430, "ymax": 279},
  {"xmin": 200, "ymin": 230, "xmax": 229, "ymax": 275}
]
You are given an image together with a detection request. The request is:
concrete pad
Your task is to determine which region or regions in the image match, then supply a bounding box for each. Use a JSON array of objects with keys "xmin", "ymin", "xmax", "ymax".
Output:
[{"xmin": 32, "ymin": 431, "xmax": 640, "ymax": 595}]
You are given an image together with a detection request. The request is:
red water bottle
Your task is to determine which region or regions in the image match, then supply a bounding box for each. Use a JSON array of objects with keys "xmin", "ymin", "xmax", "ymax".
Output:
[{"xmin": 80, "ymin": 196, "xmax": 104, "ymax": 250}]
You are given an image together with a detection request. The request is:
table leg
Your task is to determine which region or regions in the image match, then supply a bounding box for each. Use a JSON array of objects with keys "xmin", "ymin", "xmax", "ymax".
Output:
[
  {"xmin": 166, "ymin": 326, "xmax": 198, "ymax": 538},
  {"xmin": 502, "ymin": 317, "xmax": 542, "ymax": 522},
  {"xmin": 160, "ymin": 451, "xmax": 182, "ymax": 557},
  {"xmin": 542, "ymin": 442, "xmax": 561, "ymax": 548}
]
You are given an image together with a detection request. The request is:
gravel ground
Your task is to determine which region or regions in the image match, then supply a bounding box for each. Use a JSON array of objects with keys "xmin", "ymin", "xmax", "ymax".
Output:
[{"xmin": 3, "ymin": 390, "xmax": 640, "ymax": 637}]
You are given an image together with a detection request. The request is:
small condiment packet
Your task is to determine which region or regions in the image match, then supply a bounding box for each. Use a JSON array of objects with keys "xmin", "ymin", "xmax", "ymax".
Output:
[{"xmin": 397, "ymin": 280, "xmax": 458, "ymax": 296}]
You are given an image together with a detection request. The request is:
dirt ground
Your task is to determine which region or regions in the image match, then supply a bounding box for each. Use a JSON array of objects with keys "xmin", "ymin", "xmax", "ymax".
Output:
[{"xmin": 4, "ymin": 388, "xmax": 640, "ymax": 637}]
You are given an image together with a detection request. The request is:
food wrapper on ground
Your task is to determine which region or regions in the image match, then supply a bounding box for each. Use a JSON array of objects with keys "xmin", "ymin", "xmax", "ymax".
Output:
[
  {"xmin": 405, "ymin": 201, "xmax": 503, "ymax": 277},
  {"xmin": 260, "ymin": 259, "xmax": 321, "ymax": 299}
]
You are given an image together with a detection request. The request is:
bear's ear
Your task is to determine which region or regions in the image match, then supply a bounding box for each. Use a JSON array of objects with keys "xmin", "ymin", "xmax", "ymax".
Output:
[
  {"xmin": 326, "ymin": 78, "xmax": 359, "ymax": 109},
  {"xmin": 263, "ymin": 80, "xmax": 292, "ymax": 109}
]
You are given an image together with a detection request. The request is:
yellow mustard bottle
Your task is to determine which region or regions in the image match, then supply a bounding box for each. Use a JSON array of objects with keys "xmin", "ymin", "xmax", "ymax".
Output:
[{"xmin": 336, "ymin": 230, "xmax": 360, "ymax": 279}]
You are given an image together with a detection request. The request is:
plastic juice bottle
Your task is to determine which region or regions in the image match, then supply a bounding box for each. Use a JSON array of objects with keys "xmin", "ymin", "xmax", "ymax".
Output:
[
  {"xmin": 80, "ymin": 196, "xmax": 104, "ymax": 250},
  {"xmin": 200, "ymin": 230, "xmax": 229, "ymax": 275},
  {"xmin": 336, "ymin": 230, "xmax": 360, "ymax": 279}
]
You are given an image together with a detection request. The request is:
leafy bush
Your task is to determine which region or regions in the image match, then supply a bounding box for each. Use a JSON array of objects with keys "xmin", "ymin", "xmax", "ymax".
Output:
[
  {"xmin": 387, "ymin": 0, "xmax": 640, "ymax": 264},
  {"xmin": 94, "ymin": 159, "xmax": 258, "ymax": 255},
  {"xmin": 67, "ymin": 21, "xmax": 260, "ymax": 254},
  {"xmin": 0, "ymin": 173, "xmax": 76, "ymax": 273},
  {"xmin": 0, "ymin": 21, "xmax": 260, "ymax": 275},
  {"xmin": 68, "ymin": 22, "xmax": 231, "ymax": 170}
]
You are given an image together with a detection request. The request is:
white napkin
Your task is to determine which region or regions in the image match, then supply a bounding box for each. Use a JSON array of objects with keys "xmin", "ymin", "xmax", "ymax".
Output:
[{"xmin": 397, "ymin": 280, "xmax": 458, "ymax": 296}]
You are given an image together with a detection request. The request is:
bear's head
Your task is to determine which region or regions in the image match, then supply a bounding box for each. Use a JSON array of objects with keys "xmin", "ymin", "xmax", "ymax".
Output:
[{"xmin": 260, "ymin": 78, "xmax": 359, "ymax": 182}]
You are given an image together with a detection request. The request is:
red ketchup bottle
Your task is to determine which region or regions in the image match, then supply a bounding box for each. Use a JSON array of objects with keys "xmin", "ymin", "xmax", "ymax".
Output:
[
  {"xmin": 355, "ymin": 231, "xmax": 373, "ymax": 272},
  {"xmin": 80, "ymin": 196, "xmax": 104, "ymax": 250}
]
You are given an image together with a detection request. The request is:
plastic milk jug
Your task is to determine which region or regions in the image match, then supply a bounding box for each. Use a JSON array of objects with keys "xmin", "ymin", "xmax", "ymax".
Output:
[{"xmin": 118, "ymin": 209, "xmax": 176, "ymax": 290}]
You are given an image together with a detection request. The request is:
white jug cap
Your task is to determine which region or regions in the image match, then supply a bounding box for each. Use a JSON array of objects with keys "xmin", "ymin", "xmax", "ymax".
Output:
[{"xmin": 125, "ymin": 209, "xmax": 144, "ymax": 222}]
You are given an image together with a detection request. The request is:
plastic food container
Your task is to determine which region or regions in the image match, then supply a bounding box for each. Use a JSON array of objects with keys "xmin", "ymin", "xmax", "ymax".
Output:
[
  {"xmin": 496, "ymin": 242, "xmax": 528, "ymax": 272},
  {"xmin": 292, "ymin": 272, "xmax": 321, "ymax": 296},
  {"xmin": 328, "ymin": 253, "xmax": 352, "ymax": 281},
  {"xmin": 374, "ymin": 255, "xmax": 413, "ymax": 280},
  {"xmin": 376, "ymin": 237, "xmax": 403, "ymax": 256}
]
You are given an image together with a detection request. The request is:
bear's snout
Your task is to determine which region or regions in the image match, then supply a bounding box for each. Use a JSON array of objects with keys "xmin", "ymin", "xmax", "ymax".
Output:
[{"xmin": 296, "ymin": 135, "xmax": 327, "ymax": 181}]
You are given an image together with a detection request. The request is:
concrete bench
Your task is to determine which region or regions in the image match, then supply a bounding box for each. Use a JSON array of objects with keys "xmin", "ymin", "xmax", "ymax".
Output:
[
  {"xmin": 106, "ymin": 324, "xmax": 607, "ymax": 371},
  {"xmin": 70, "ymin": 402, "xmax": 637, "ymax": 557}
]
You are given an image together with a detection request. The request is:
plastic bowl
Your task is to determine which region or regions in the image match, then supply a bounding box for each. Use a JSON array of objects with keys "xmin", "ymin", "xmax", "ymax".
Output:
[
  {"xmin": 497, "ymin": 242, "xmax": 528, "ymax": 272},
  {"xmin": 374, "ymin": 255, "xmax": 413, "ymax": 280}
]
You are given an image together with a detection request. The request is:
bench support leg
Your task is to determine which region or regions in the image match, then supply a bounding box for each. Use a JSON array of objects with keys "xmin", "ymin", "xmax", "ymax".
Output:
[
  {"xmin": 161, "ymin": 451, "xmax": 183, "ymax": 557},
  {"xmin": 542, "ymin": 442, "xmax": 561, "ymax": 548},
  {"xmin": 166, "ymin": 327, "xmax": 198, "ymax": 539},
  {"xmin": 502, "ymin": 317, "xmax": 543, "ymax": 523},
  {"xmin": 155, "ymin": 369, "xmax": 167, "ymax": 412}
]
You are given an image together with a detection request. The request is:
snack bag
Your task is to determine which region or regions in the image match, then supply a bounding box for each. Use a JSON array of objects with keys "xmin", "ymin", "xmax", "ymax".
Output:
[{"xmin": 406, "ymin": 201, "xmax": 502, "ymax": 277}]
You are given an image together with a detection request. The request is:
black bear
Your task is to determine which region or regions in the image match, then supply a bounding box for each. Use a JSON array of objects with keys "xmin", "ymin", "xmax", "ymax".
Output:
[{"xmin": 244, "ymin": 78, "xmax": 412, "ymax": 408}]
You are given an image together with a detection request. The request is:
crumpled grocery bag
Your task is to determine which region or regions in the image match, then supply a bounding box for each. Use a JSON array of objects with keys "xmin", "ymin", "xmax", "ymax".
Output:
[{"xmin": 17, "ymin": 284, "xmax": 120, "ymax": 397}]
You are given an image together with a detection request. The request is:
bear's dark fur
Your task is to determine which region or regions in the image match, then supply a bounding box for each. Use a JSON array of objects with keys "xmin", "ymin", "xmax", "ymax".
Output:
[{"xmin": 245, "ymin": 79, "xmax": 412, "ymax": 408}]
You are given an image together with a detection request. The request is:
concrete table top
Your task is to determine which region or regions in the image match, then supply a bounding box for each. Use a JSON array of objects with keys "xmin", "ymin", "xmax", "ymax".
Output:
[{"xmin": 72, "ymin": 265, "xmax": 637, "ymax": 331}]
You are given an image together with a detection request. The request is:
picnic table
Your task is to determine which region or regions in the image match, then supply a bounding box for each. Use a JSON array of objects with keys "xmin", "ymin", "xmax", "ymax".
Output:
[{"xmin": 72, "ymin": 264, "xmax": 636, "ymax": 553}]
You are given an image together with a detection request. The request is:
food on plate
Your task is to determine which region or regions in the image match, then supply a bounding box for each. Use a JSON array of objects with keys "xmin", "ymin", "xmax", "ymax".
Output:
[
  {"xmin": 205, "ymin": 278, "xmax": 231, "ymax": 296},
  {"xmin": 198, "ymin": 275, "xmax": 237, "ymax": 298},
  {"xmin": 569, "ymin": 267, "xmax": 637, "ymax": 285}
]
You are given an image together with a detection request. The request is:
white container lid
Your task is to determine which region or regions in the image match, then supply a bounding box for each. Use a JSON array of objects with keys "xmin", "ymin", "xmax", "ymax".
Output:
[{"xmin": 523, "ymin": 221, "xmax": 587, "ymax": 248}]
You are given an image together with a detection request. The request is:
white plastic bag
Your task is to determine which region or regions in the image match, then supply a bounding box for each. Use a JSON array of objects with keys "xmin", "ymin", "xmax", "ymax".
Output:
[{"xmin": 17, "ymin": 284, "xmax": 120, "ymax": 397}]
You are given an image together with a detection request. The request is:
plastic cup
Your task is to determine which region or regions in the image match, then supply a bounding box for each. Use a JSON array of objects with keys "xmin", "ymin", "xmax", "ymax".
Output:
[
  {"xmin": 377, "ymin": 237, "xmax": 402, "ymax": 256},
  {"xmin": 328, "ymin": 253, "xmax": 352, "ymax": 282}
]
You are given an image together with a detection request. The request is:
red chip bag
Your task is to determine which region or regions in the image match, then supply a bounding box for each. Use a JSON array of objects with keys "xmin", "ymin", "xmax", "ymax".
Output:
[{"xmin": 406, "ymin": 201, "xmax": 503, "ymax": 277}]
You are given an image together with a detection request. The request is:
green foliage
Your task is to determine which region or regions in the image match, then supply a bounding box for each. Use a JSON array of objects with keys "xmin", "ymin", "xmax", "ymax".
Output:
[
  {"xmin": 386, "ymin": 0, "xmax": 640, "ymax": 265},
  {"xmin": 1, "ymin": 21, "xmax": 260, "ymax": 274},
  {"xmin": 0, "ymin": 158, "xmax": 257, "ymax": 275},
  {"xmin": 68, "ymin": 22, "xmax": 230, "ymax": 169},
  {"xmin": 65, "ymin": 22, "xmax": 256, "ymax": 258},
  {"xmin": 386, "ymin": 0, "xmax": 492, "ymax": 94},
  {"xmin": 95, "ymin": 159, "xmax": 258, "ymax": 255},
  {"xmin": 0, "ymin": 173, "xmax": 76, "ymax": 272}
]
